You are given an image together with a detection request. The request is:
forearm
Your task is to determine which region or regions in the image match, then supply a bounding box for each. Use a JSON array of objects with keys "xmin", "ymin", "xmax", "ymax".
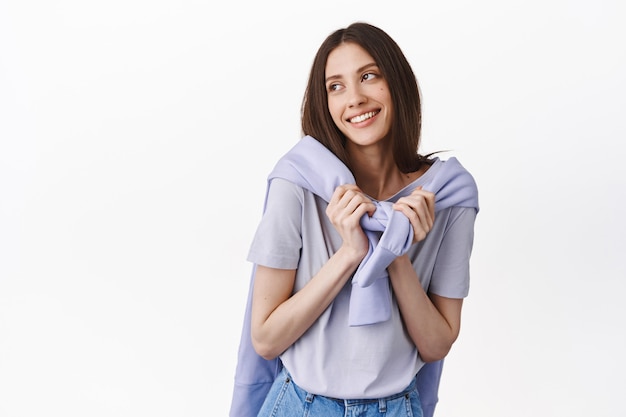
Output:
[
  {"xmin": 387, "ymin": 254, "xmax": 462, "ymax": 362},
  {"xmin": 252, "ymin": 246, "xmax": 362, "ymax": 360}
]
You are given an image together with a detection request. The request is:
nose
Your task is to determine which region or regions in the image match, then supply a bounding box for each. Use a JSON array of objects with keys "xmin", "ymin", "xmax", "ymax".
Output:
[{"xmin": 347, "ymin": 85, "xmax": 367, "ymax": 108}]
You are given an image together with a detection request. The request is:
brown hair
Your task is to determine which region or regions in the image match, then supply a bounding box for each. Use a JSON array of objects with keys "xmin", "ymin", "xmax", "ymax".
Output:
[{"xmin": 301, "ymin": 22, "xmax": 430, "ymax": 173}]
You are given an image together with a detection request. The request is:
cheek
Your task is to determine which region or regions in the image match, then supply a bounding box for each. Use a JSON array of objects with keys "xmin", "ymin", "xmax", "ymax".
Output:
[{"xmin": 327, "ymin": 101, "xmax": 342, "ymax": 122}]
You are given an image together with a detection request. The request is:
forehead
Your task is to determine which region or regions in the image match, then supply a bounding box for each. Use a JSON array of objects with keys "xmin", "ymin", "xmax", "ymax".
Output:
[{"xmin": 325, "ymin": 42, "xmax": 376, "ymax": 76}]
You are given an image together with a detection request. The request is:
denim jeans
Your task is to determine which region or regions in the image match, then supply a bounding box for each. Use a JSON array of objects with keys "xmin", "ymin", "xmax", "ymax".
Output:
[{"xmin": 257, "ymin": 368, "xmax": 423, "ymax": 417}]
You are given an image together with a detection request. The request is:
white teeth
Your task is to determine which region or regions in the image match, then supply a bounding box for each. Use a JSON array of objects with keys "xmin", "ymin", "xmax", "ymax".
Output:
[{"xmin": 350, "ymin": 111, "xmax": 377, "ymax": 123}]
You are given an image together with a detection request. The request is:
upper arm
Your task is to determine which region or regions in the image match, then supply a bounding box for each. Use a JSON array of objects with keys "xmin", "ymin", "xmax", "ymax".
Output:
[
  {"xmin": 251, "ymin": 265, "xmax": 297, "ymax": 330},
  {"xmin": 429, "ymin": 293, "xmax": 463, "ymax": 341}
]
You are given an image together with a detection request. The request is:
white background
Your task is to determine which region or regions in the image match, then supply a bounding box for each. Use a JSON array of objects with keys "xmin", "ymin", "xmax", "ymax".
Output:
[{"xmin": 1, "ymin": 1, "xmax": 625, "ymax": 416}]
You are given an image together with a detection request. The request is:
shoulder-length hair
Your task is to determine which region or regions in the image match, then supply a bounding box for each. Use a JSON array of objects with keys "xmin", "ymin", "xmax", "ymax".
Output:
[{"xmin": 301, "ymin": 22, "xmax": 429, "ymax": 173}]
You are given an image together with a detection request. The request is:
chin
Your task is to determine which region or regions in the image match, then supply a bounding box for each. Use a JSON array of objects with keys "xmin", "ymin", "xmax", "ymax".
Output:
[{"xmin": 347, "ymin": 133, "xmax": 387, "ymax": 147}]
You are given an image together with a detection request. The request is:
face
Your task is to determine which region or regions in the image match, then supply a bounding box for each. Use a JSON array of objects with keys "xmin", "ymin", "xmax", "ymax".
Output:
[{"xmin": 325, "ymin": 42, "xmax": 393, "ymax": 148}]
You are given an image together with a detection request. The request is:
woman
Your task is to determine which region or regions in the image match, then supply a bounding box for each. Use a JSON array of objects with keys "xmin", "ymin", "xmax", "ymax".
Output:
[{"xmin": 230, "ymin": 22, "xmax": 479, "ymax": 417}]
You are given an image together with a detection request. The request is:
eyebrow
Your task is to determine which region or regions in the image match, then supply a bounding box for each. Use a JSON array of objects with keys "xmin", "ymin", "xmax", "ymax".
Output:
[{"xmin": 325, "ymin": 62, "xmax": 378, "ymax": 83}]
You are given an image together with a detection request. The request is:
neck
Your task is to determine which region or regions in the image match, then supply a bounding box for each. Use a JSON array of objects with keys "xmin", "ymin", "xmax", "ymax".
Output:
[{"xmin": 347, "ymin": 144, "xmax": 410, "ymax": 201}]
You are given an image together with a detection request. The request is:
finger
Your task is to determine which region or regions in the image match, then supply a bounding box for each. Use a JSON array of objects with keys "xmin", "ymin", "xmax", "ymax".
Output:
[
  {"xmin": 329, "ymin": 184, "xmax": 349, "ymax": 207},
  {"xmin": 343, "ymin": 191, "xmax": 377, "ymax": 219},
  {"xmin": 393, "ymin": 197, "xmax": 434, "ymax": 239},
  {"xmin": 340, "ymin": 189, "xmax": 363, "ymax": 214},
  {"xmin": 409, "ymin": 188, "xmax": 436, "ymax": 222},
  {"xmin": 393, "ymin": 202, "xmax": 427, "ymax": 241},
  {"xmin": 330, "ymin": 184, "xmax": 363, "ymax": 206},
  {"xmin": 335, "ymin": 185, "xmax": 375, "ymax": 213},
  {"xmin": 424, "ymin": 191, "xmax": 435, "ymax": 218}
]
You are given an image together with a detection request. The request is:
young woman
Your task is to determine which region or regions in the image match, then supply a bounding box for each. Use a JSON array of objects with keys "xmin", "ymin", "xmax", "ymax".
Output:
[{"xmin": 230, "ymin": 22, "xmax": 479, "ymax": 417}]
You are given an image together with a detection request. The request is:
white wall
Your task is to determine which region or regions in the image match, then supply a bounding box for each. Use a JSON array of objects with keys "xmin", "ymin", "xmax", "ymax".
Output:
[{"xmin": 1, "ymin": 1, "xmax": 624, "ymax": 416}]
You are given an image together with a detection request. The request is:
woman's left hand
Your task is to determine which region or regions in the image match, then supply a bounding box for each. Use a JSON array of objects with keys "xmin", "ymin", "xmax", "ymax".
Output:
[{"xmin": 392, "ymin": 186, "xmax": 435, "ymax": 243}]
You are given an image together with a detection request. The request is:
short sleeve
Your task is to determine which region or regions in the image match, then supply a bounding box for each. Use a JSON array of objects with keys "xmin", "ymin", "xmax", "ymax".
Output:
[
  {"xmin": 247, "ymin": 178, "xmax": 303, "ymax": 269},
  {"xmin": 428, "ymin": 206, "xmax": 477, "ymax": 298}
]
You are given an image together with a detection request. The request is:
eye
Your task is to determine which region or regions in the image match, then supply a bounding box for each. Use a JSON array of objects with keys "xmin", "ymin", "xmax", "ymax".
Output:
[
  {"xmin": 362, "ymin": 72, "xmax": 378, "ymax": 82},
  {"xmin": 327, "ymin": 83, "xmax": 343, "ymax": 92}
]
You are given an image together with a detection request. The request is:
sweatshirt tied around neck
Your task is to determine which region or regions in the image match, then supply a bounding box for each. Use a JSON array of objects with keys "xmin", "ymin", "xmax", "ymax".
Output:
[{"xmin": 269, "ymin": 135, "xmax": 479, "ymax": 326}]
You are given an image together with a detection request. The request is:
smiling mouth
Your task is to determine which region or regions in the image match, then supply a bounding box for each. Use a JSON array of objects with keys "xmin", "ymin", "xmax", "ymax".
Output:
[{"xmin": 349, "ymin": 110, "xmax": 379, "ymax": 123}]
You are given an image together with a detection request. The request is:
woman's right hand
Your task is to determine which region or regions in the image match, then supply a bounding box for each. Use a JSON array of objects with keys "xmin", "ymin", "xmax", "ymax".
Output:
[
  {"xmin": 252, "ymin": 185, "xmax": 376, "ymax": 359},
  {"xmin": 326, "ymin": 184, "xmax": 376, "ymax": 260}
]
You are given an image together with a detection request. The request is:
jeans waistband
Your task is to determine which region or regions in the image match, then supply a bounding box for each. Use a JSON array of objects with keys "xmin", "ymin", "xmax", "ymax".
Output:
[{"xmin": 281, "ymin": 367, "xmax": 417, "ymax": 406}]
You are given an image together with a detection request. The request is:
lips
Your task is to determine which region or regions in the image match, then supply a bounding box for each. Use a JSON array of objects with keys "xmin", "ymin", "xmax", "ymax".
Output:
[{"xmin": 348, "ymin": 110, "xmax": 379, "ymax": 123}]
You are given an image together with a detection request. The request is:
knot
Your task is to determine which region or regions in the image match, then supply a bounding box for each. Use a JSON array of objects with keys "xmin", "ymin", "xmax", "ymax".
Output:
[{"xmin": 359, "ymin": 201, "xmax": 393, "ymax": 233}]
